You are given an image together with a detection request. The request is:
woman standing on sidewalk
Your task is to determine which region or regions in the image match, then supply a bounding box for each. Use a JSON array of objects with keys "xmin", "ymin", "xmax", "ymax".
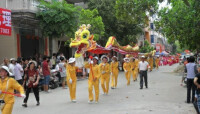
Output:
[
  {"xmin": 22, "ymin": 61, "xmax": 40, "ymax": 107},
  {"xmin": 99, "ymin": 55, "xmax": 110, "ymax": 95},
  {"xmin": 0, "ymin": 65, "xmax": 25, "ymax": 114},
  {"xmin": 66, "ymin": 58, "xmax": 77, "ymax": 103},
  {"xmin": 111, "ymin": 56, "xmax": 119, "ymax": 89},
  {"xmin": 58, "ymin": 57, "xmax": 67, "ymax": 89}
]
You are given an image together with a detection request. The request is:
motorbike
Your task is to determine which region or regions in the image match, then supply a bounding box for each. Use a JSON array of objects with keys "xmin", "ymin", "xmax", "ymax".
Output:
[{"xmin": 49, "ymin": 69, "xmax": 60, "ymax": 89}]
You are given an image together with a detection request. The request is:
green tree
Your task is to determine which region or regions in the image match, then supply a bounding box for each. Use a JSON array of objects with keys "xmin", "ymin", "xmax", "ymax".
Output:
[
  {"xmin": 79, "ymin": 9, "xmax": 105, "ymax": 41},
  {"xmin": 156, "ymin": 0, "xmax": 200, "ymax": 51},
  {"xmin": 87, "ymin": 0, "xmax": 143, "ymax": 46},
  {"xmin": 115, "ymin": 0, "xmax": 158, "ymax": 25},
  {"xmin": 139, "ymin": 40, "xmax": 154, "ymax": 53},
  {"xmin": 36, "ymin": 0, "xmax": 80, "ymax": 54},
  {"xmin": 37, "ymin": 0, "xmax": 79, "ymax": 38}
]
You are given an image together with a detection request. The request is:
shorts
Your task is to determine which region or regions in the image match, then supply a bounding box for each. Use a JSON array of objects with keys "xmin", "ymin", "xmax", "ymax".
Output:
[
  {"xmin": 61, "ymin": 77, "xmax": 66, "ymax": 83},
  {"xmin": 44, "ymin": 75, "xmax": 50, "ymax": 85}
]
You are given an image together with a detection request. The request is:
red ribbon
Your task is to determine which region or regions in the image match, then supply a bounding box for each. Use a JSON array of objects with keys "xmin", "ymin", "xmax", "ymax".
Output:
[{"xmin": 2, "ymin": 91, "xmax": 22, "ymax": 97}]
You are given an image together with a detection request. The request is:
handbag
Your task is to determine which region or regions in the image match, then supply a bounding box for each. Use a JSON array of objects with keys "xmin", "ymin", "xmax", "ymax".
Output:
[{"xmin": 0, "ymin": 79, "xmax": 10, "ymax": 109}]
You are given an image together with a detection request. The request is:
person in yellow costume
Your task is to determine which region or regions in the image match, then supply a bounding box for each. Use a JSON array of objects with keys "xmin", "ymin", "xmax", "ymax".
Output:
[
  {"xmin": 111, "ymin": 56, "xmax": 119, "ymax": 89},
  {"xmin": 149, "ymin": 56, "xmax": 154, "ymax": 71},
  {"xmin": 123, "ymin": 57, "xmax": 131, "ymax": 85},
  {"xmin": 130, "ymin": 57, "xmax": 136, "ymax": 81},
  {"xmin": 133, "ymin": 57, "xmax": 139, "ymax": 81},
  {"xmin": 155, "ymin": 56, "xmax": 160, "ymax": 69},
  {"xmin": 0, "ymin": 66, "xmax": 25, "ymax": 114},
  {"xmin": 84, "ymin": 56, "xmax": 101, "ymax": 103},
  {"xmin": 66, "ymin": 58, "xmax": 78, "ymax": 103},
  {"xmin": 99, "ymin": 55, "xmax": 110, "ymax": 95}
]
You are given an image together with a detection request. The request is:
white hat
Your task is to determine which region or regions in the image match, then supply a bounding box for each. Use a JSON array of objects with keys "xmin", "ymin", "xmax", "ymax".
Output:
[
  {"xmin": 28, "ymin": 61, "xmax": 37, "ymax": 67},
  {"xmin": 112, "ymin": 56, "xmax": 117, "ymax": 59},
  {"xmin": 69, "ymin": 58, "xmax": 76, "ymax": 63},
  {"xmin": 93, "ymin": 56, "xmax": 98, "ymax": 60},
  {"xmin": 141, "ymin": 56, "xmax": 145, "ymax": 58},
  {"xmin": 101, "ymin": 55, "xmax": 109, "ymax": 61},
  {"xmin": 0, "ymin": 65, "xmax": 12, "ymax": 76},
  {"xmin": 10, "ymin": 58, "xmax": 16, "ymax": 61},
  {"xmin": 124, "ymin": 58, "xmax": 130, "ymax": 62}
]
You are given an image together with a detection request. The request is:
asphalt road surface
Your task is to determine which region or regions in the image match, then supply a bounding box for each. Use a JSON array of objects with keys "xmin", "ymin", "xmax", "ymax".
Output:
[{"xmin": 13, "ymin": 64, "xmax": 195, "ymax": 114}]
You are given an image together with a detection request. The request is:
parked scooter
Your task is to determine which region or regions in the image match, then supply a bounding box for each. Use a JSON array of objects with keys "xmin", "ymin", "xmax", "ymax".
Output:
[{"xmin": 49, "ymin": 69, "xmax": 59, "ymax": 89}]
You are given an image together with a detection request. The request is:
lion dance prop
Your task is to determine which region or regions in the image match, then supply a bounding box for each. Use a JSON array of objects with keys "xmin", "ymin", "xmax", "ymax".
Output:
[
  {"xmin": 70, "ymin": 24, "xmax": 96, "ymax": 67},
  {"xmin": 70, "ymin": 24, "xmax": 140, "ymax": 67}
]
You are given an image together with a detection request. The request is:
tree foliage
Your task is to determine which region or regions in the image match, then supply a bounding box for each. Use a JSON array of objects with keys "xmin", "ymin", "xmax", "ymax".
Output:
[
  {"xmin": 79, "ymin": 9, "xmax": 105, "ymax": 41},
  {"xmin": 115, "ymin": 0, "xmax": 158, "ymax": 25},
  {"xmin": 156, "ymin": 0, "xmax": 200, "ymax": 51},
  {"xmin": 36, "ymin": 0, "xmax": 80, "ymax": 38},
  {"xmin": 87, "ymin": 0, "xmax": 143, "ymax": 46},
  {"xmin": 139, "ymin": 40, "xmax": 154, "ymax": 53}
]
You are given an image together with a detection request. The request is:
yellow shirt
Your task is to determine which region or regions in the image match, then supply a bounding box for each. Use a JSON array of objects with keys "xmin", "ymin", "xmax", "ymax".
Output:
[
  {"xmin": 156, "ymin": 58, "xmax": 160, "ymax": 64},
  {"xmin": 85, "ymin": 63, "xmax": 101, "ymax": 81},
  {"xmin": 130, "ymin": 61, "xmax": 135, "ymax": 71},
  {"xmin": 66, "ymin": 64, "xmax": 78, "ymax": 81},
  {"xmin": 123, "ymin": 62, "xmax": 131, "ymax": 71},
  {"xmin": 149, "ymin": 57, "xmax": 153, "ymax": 64},
  {"xmin": 99, "ymin": 63, "xmax": 110, "ymax": 76},
  {"xmin": 134, "ymin": 59, "xmax": 139, "ymax": 68},
  {"xmin": 0, "ymin": 77, "xmax": 24, "ymax": 104},
  {"xmin": 111, "ymin": 62, "xmax": 119, "ymax": 73}
]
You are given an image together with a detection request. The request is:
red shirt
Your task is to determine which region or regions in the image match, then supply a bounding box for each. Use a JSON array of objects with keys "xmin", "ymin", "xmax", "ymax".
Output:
[
  {"xmin": 26, "ymin": 69, "xmax": 39, "ymax": 88},
  {"xmin": 42, "ymin": 61, "xmax": 50, "ymax": 76}
]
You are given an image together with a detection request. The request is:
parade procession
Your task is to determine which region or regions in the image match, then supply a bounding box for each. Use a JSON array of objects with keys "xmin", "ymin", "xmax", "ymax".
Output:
[{"xmin": 0, "ymin": 0, "xmax": 200, "ymax": 114}]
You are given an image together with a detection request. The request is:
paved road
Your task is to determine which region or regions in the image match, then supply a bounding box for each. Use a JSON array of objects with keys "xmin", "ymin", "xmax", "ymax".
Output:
[{"xmin": 13, "ymin": 64, "xmax": 195, "ymax": 114}]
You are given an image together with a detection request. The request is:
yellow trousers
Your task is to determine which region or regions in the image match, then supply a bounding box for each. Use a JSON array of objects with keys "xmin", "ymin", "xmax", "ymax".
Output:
[
  {"xmin": 101, "ymin": 76, "xmax": 110, "ymax": 94},
  {"xmin": 133, "ymin": 68, "xmax": 138, "ymax": 81},
  {"xmin": 156, "ymin": 63, "xmax": 159, "ymax": 69},
  {"xmin": 67, "ymin": 79, "xmax": 76, "ymax": 100},
  {"xmin": 150, "ymin": 63, "xmax": 153, "ymax": 71},
  {"xmin": 131, "ymin": 70, "xmax": 136, "ymax": 81},
  {"xmin": 111, "ymin": 71, "xmax": 118, "ymax": 88},
  {"xmin": 1, "ymin": 103, "xmax": 14, "ymax": 114},
  {"xmin": 125, "ymin": 71, "xmax": 131, "ymax": 85},
  {"xmin": 88, "ymin": 80, "xmax": 99, "ymax": 102}
]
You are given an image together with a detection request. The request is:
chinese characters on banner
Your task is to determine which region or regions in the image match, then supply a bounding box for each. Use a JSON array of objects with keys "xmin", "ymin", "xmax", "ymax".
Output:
[{"xmin": 0, "ymin": 8, "xmax": 11, "ymax": 36}]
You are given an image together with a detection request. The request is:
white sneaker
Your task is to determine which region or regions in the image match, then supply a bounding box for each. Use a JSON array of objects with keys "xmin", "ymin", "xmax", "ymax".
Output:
[
  {"xmin": 88, "ymin": 100, "xmax": 93, "ymax": 104},
  {"xmin": 72, "ymin": 100, "xmax": 77, "ymax": 103},
  {"xmin": 95, "ymin": 101, "xmax": 98, "ymax": 104},
  {"xmin": 102, "ymin": 93, "xmax": 106, "ymax": 95}
]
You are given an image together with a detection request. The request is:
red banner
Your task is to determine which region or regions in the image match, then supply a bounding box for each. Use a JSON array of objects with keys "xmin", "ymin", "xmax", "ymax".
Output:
[{"xmin": 0, "ymin": 8, "xmax": 11, "ymax": 36}]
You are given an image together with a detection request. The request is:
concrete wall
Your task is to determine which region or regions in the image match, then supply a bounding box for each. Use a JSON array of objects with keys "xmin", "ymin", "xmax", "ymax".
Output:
[{"xmin": 0, "ymin": 27, "xmax": 19, "ymax": 62}]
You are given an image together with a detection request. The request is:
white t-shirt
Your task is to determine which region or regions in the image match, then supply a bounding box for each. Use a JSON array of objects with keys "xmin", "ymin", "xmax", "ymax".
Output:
[
  {"xmin": 9, "ymin": 63, "xmax": 15, "ymax": 76},
  {"xmin": 14, "ymin": 63, "xmax": 23, "ymax": 80},
  {"xmin": 139, "ymin": 61, "xmax": 149, "ymax": 71},
  {"xmin": 58, "ymin": 62, "xmax": 66, "ymax": 77}
]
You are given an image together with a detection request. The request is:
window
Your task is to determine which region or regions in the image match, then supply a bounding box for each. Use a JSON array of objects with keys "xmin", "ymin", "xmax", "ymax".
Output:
[
  {"xmin": 150, "ymin": 23, "xmax": 154, "ymax": 30},
  {"xmin": 151, "ymin": 35, "xmax": 154, "ymax": 43}
]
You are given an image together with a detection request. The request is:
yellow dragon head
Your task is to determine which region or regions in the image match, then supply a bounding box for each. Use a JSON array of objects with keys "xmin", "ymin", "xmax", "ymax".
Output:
[{"xmin": 70, "ymin": 24, "xmax": 96, "ymax": 58}]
